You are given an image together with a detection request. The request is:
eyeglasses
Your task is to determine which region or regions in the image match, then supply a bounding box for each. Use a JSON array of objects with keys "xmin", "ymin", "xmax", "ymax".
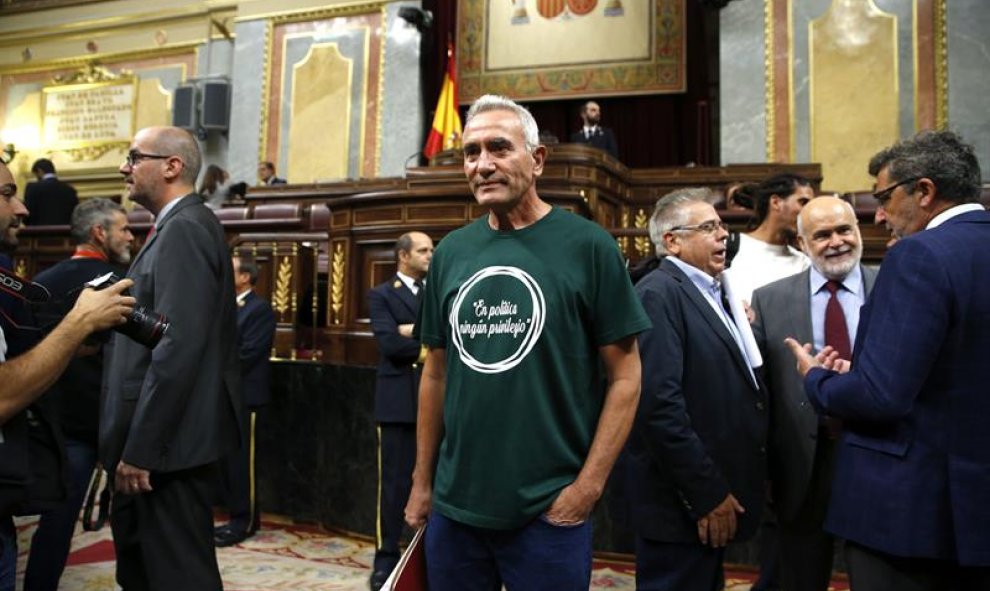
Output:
[
  {"xmin": 125, "ymin": 150, "xmax": 172, "ymax": 167},
  {"xmin": 872, "ymin": 176, "xmax": 920, "ymax": 206},
  {"xmin": 669, "ymin": 220, "xmax": 729, "ymax": 234},
  {"xmin": 0, "ymin": 184, "xmax": 16, "ymax": 201}
]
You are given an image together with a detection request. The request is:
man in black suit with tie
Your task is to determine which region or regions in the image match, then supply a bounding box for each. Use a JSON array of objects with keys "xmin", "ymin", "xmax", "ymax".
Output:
[
  {"xmin": 629, "ymin": 188, "xmax": 768, "ymax": 591},
  {"xmin": 367, "ymin": 231, "xmax": 433, "ymax": 590},
  {"xmin": 215, "ymin": 253, "xmax": 276, "ymax": 547},
  {"xmin": 569, "ymin": 100, "xmax": 618, "ymax": 158},
  {"xmin": 24, "ymin": 158, "xmax": 78, "ymax": 226},
  {"xmin": 101, "ymin": 126, "xmax": 242, "ymax": 590},
  {"xmin": 257, "ymin": 161, "xmax": 287, "ymax": 186}
]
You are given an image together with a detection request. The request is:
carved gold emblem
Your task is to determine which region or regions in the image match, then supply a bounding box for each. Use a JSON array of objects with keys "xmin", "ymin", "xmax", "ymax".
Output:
[
  {"xmin": 331, "ymin": 243, "xmax": 346, "ymax": 324},
  {"xmin": 272, "ymin": 257, "xmax": 292, "ymax": 315},
  {"xmin": 634, "ymin": 208, "xmax": 651, "ymax": 257}
]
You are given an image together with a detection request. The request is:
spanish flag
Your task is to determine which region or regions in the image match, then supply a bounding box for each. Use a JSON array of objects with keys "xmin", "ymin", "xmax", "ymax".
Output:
[{"xmin": 423, "ymin": 42, "xmax": 462, "ymax": 159}]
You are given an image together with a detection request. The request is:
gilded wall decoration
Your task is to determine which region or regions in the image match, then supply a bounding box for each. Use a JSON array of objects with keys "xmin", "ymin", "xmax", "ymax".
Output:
[
  {"xmin": 458, "ymin": 0, "xmax": 686, "ymax": 102},
  {"xmin": 633, "ymin": 208, "xmax": 650, "ymax": 257},
  {"xmin": 330, "ymin": 242, "xmax": 346, "ymax": 325},
  {"xmin": 273, "ymin": 256, "xmax": 293, "ymax": 315}
]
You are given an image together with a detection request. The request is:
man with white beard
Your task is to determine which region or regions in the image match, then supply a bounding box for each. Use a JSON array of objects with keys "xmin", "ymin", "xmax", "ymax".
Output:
[{"xmin": 750, "ymin": 196, "xmax": 876, "ymax": 591}]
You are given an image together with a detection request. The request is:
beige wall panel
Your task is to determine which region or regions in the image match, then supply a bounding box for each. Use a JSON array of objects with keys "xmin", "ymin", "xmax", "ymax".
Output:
[
  {"xmin": 810, "ymin": 0, "xmax": 898, "ymax": 192},
  {"xmin": 135, "ymin": 79, "xmax": 173, "ymax": 133},
  {"xmin": 287, "ymin": 43, "xmax": 352, "ymax": 183}
]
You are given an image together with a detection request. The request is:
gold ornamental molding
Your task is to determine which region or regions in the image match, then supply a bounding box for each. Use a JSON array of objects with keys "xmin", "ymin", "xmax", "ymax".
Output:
[
  {"xmin": 272, "ymin": 255, "xmax": 293, "ymax": 315},
  {"xmin": 933, "ymin": 0, "xmax": 948, "ymax": 130},
  {"xmin": 258, "ymin": 20, "xmax": 273, "ymax": 167},
  {"xmin": 51, "ymin": 62, "xmax": 128, "ymax": 84},
  {"xmin": 763, "ymin": 0, "xmax": 775, "ymax": 162},
  {"xmin": 236, "ymin": 0, "xmax": 388, "ymax": 25},
  {"xmin": 617, "ymin": 210, "xmax": 630, "ymax": 257},
  {"xmin": 330, "ymin": 241, "xmax": 346, "ymax": 325},
  {"xmin": 60, "ymin": 142, "xmax": 129, "ymax": 162},
  {"xmin": 633, "ymin": 208, "xmax": 651, "ymax": 257},
  {"xmin": 0, "ymin": 43, "xmax": 198, "ymax": 75}
]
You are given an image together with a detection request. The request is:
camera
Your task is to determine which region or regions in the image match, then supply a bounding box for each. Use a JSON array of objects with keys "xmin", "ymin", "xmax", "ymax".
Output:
[{"xmin": 85, "ymin": 272, "xmax": 170, "ymax": 348}]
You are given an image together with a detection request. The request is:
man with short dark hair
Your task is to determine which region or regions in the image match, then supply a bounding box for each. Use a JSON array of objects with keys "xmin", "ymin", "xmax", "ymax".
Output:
[
  {"xmin": 630, "ymin": 188, "xmax": 767, "ymax": 591},
  {"xmin": 257, "ymin": 161, "xmax": 286, "ymax": 186},
  {"xmin": 751, "ymin": 196, "xmax": 876, "ymax": 591},
  {"xmin": 215, "ymin": 253, "xmax": 276, "ymax": 548},
  {"xmin": 788, "ymin": 130, "xmax": 990, "ymax": 590},
  {"xmin": 24, "ymin": 198, "xmax": 133, "ymax": 591},
  {"xmin": 568, "ymin": 100, "xmax": 618, "ymax": 158},
  {"xmin": 405, "ymin": 94, "xmax": 648, "ymax": 589},
  {"xmin": 24, "ymin": 158, "xmax": 78, "ymax": 226},
  {"xmin": 102, "ymin": 126, "xmax": 242, "ymax": 590},
  {"xmin": 368, "ymin": 231, "xmax": 433, "ymax": 590}
]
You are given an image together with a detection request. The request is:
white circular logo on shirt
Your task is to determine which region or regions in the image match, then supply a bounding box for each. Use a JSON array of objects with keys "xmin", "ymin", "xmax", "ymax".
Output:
[{"xmin": 448, "ymin": 266, "xmax": 546, "ymax": 374}]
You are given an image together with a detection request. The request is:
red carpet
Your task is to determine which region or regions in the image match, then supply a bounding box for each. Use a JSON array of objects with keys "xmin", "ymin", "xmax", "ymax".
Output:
[{"xmin": 12, "ymin": 515, "xmax": 849, "ymax": 590}]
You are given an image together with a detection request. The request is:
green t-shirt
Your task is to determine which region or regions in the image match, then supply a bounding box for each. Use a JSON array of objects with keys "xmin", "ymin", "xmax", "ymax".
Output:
[{"xmin": 418, "ymin": 207, "xmax": 651, "ymax": 529}]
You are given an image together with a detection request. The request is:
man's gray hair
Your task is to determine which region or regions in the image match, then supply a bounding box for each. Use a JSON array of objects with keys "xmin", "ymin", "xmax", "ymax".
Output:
[
  {"xmin": 648, "ymin": 187, "xmax": 716, "ymax": 256},
  {"xmin": 868, "ymin": 130, "xmax": 981, "ymax": 204},
  {"xmin": 465, "ymin": 95, "xmax": 540, "ymax": 152},
  {"xmin": 70, "ymin": 198, "xmax": 125, "ymax": 246}
]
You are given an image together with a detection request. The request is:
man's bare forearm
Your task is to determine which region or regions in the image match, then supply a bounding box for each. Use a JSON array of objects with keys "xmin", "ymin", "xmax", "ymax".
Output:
[{"xmin": 0, "ymin": 314, "xmax": 92, "ymax": 423}]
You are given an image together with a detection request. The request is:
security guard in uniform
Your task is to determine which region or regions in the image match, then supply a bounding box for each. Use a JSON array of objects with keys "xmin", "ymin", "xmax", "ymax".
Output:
[{"xmin": 367, "ymin": 231, "xmax": 433, "ymax": 590}]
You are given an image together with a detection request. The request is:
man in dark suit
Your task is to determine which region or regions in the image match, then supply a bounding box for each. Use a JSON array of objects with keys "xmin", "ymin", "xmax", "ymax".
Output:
[
  {"xmin": 788, "ymin": 130, "xmax": 990, "ymax": 590},
  {"xmin": 751, "ymin": 196, "xmax": 876, "ymax": 591},
  {"xmin": 101, "ymin": 126, "xmax": 242, "ymax": 591},
  {"xmin": 630, "ymin": 188, "xmax": 768, "ymax": 591},
  {"xmin": 215, "ymin": 253, "xmax": 276, "ymax": 547},
  {"xmin": 257, "ymin": 161, "xmax": 286, "ymax": 186},
  {"xmin": 367, "ymin": 231, "xmax": 433, "ymax": 590},
  {"xmin": 25, "ymin": 198, "xmax": 133, "ymax": 591},
  {"xmin": 24, "ymin": 158, "xmax": 78, "ymax": 226},
  {"xmin": 568, "ymin": 100, "xmax": 618, "ymax": 158}
]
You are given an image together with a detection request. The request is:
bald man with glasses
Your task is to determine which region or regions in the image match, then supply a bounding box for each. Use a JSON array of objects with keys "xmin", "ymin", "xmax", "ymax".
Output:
[{"xmin": 101, "ymin": 127, "xmax": 242, "ymax": 591}]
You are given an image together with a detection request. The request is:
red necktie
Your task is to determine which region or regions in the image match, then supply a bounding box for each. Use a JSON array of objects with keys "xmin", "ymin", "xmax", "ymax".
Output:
[{"xmin": 824, "ymin": 280, "xmax": 851, "ymax": 360}]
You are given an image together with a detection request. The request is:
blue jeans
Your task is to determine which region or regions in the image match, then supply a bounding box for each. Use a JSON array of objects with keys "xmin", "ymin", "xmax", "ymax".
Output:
[
  {"xmin": 424, "ymin": 511, "xmax": 592, "ymax": 591},
  {"xmin": 25, "ymin": 438, "xmax": 97, "ymax": 591},
  {"xmin": 0, "ymin": 516, "xmax": 15, "ymax": 591}
]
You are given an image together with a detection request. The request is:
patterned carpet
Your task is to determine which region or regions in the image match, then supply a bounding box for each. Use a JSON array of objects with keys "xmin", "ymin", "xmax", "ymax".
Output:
[{"xmin": 11, "ymin": 515, "xmax": 847, "ymax": 590}]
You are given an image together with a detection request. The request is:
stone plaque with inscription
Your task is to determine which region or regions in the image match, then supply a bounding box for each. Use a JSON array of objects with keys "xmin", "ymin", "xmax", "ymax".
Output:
[{"xmin": 42, "ymin": 79, "xmax": 136, "ymax": 157}]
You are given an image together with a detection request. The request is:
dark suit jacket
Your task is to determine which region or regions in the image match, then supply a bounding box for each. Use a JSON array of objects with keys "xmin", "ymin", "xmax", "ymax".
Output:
[
  {"xmin": 268, "ymin": 177, "xmax": 286, "ymax": 186},
  {"xmin": 24, "ymin": 178, "xmax": 78, "ymax": 226},
  {"xmin": 101, "ymin": 195, "xmax": 242, "ymax": 473},
  {"xmin": 368, "ymin": 276, "xmax": 422, "ymax": 424},
  {"xmin": 569, "ymin": 127, "xmax": 618, "ymax": 158},
  {"xmin": 751, "ymin": 265, "xmax": 876, "ymax": 523},
  {"xmin": 629, "ymin": 258, "xmax": 768, "ymax": 543},
  {"xmin": 804, "ymin": 209, "xmax": 990, "ymax": 566},
  {"xmin": 237, "ymin": 291, "xmax": 276, "ymax": 407}
]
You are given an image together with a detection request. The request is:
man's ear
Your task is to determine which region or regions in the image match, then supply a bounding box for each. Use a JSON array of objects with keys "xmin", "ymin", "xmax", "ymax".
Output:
[
  {"xmin": 796, "ymin": 234, "xmax": 809, "ymax": 255},
  {"xmin": 91, "ymin": 223, "xmax": 106, "ymax": 245},
  {"xmin": 531, "ymin": 145, "xmax": 547, "ymax": 176},
  {"xmin": 915, "ymin": 177, "xmax": 938, "ymax": 209},
  {"xmin": 663, "ymin": 232, "xmax": 680, "ymax": 256}
]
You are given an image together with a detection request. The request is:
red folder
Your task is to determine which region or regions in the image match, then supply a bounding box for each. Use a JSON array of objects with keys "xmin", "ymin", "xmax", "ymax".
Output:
[{"xmin": 383, "ymin": 525, "xmax": 427, "ymax": 591}]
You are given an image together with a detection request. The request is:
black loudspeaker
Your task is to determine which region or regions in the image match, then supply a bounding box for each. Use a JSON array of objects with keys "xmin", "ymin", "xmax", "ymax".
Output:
[
  {"xmin": 200, "ymin": 82, "xmax": 230, "ymax": 130},
  {"xmin": 172, "ymin": 85, "xmax": 196, "ymax": 129}
]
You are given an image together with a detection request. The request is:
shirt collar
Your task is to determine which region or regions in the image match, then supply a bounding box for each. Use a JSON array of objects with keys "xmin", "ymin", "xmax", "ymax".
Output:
[
  {"xmin": 396, "ymin": 271, "xmax": 422, "ymax": 292},
  {"xmin": 809, "ymin": 263, "xmax": 863, "ymax": 296},
  {"xmin": 667, "ymin": 256, "xmax": 720, "ymax": 295},
  {"xmin": 153, "ymin": 194, "xmax": 189, "ymax": 228},
  {"xmin": 927, "ymin": 203, "xmax": 984, "ymax": 229},
  {"xmin": 236, "ymin": 289, "xmax": 252, "ymax": 303}
]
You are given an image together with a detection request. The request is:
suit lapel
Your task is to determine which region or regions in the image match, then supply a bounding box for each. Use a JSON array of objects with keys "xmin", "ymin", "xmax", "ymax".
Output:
[
  {"xmin": 661, "ymin": 261, "xmax": 756, "ymax": 388},
  {"xmin": 129, "ymin": 194, "xmax": 199, "ymax": 269},
  {"xmin": 391, "ymin": 276, "xmax": 418, "ymax": 316},
  {"xmin": 788, "ymin": 270, "xmax": 814, "ymax": 345}
]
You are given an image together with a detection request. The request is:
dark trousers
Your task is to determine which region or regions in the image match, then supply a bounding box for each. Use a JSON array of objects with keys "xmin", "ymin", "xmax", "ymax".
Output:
[
  {"xmin": 25, "ymin": 437, "xmax": 97, "ymax": 591},
  {"xmin": 777, "ymin": 431, "xmax": 838, "ymax": 591},
  {"xmin": 425, "ymin": 511, "xmax": 592, "ymax": 591},
  {"xmin": 221, "ymin": 407, "xmax": 262, "ymax": 533},
  {"xmin": 373, "ymin": 422, "xmax": 416, "ymax": 576},
  {"xmin": 635, "ymin": 536, "xmax": 725, "ymax": 591},
  {"xmin": 845, "ymin": 541, "xmax": 990, "ymax": 591},
  {"xmin": 111, "ymin": 463, "xmax": 222, "ymax": 591}
]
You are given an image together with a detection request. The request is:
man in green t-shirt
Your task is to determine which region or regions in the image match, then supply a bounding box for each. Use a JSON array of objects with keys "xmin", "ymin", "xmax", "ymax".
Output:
[{"xmin": 404, "ymin": 95, "xmax": 650, "ymax": 590}]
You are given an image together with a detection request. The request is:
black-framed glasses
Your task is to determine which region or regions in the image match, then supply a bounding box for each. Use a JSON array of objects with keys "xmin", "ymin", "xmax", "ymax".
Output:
[
  {"xmin": 872, "ymin": 176, "xmax": 921, "ymax": 206},
  {"xmin": 669, "ymin": 220, "xmax": 729, "ymax": 234},
  {"xmin": 0, "ymin": 184, "xmax": 16, "ymax": 201},
  {"xmin": 125, "ymin": 150, "xmax": 171, "ymax": 167}
]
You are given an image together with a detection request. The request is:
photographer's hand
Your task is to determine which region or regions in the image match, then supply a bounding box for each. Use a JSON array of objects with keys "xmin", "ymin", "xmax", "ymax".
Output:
[
  {"xmin": 69, "ymin": 279, "xmax": 136, "ymax": 333},
  {"xmin": 116, "ymin": 461, "xmax": 153, "ymax": 495}
]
